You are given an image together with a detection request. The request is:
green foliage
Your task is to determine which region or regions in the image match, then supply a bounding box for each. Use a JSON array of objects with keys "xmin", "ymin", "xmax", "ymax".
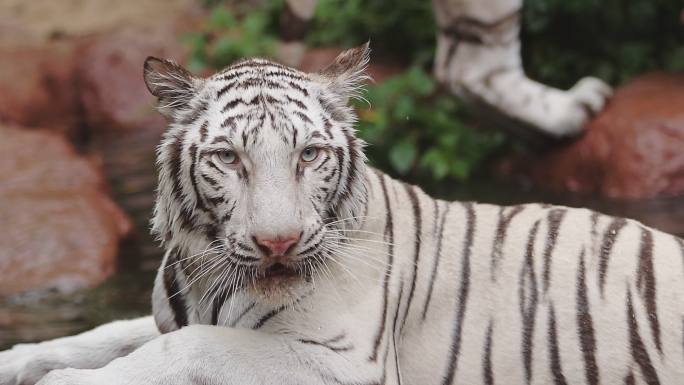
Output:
[
  {"xmin": 182, "ymin": 6, "xmax": 280, "ymax": 72},
  {"xmin": 307, "ymin": 0, "xmax": 683, "ymax": 85},
  {"xmin": 187, "ymin": 0, "xmax": 682, "ymax": 187},
  {"xmin": 355, "ymin": 68, "xmax": 506, "ymax": 182},
  {"xmin": 307, "ymin": 0, "xmax": 435, "ymax": 65},
  {"xmin": 521, "ymin": 0, "xmax": 682, "ymax": 87}
]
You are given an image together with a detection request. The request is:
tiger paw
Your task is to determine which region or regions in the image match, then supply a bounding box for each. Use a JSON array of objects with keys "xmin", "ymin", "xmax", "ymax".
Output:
[
  {"xmin": 0, "ymin": 344, "xmax": 69, "ymax": 385},
  {"xmin": 552, "ymin": 76, "xmax": 612, "ymax": 137}
]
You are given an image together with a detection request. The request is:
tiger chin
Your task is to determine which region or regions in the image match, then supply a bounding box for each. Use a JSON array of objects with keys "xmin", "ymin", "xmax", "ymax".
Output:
[{"xmin": 1, "ymin": 42, "xmax": 683, "ymax": 385}]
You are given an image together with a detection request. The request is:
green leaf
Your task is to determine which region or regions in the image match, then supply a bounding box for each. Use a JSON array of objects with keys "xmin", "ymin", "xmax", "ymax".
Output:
[
  {"xmin": 209, "ymin": 8, "xmax": 236, "ymax": 29},
  {"xmin": 389, "ymin": 140, "xmax": 417, "ymax": 174}
]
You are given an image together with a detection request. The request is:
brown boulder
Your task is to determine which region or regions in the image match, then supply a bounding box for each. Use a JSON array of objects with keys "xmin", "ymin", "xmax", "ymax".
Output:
[
  {"xmin": 499, "ymin": 73, "xmax": 684, "ymax": 199},
  {"xmin": 76, "ymin": 25, "xmax": 189, "ymax": 133},
  {"xmin": 0, "ymin": 40, "xmax": 81, "ymax": 138},
  {"xmin": 0, "ymin": 125, "xmax": 132, "ymax": 295}
]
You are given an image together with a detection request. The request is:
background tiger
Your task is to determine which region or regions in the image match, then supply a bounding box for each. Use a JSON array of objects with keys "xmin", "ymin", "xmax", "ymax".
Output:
[
  {"xmin": 0, "ymin": 44, "xmax": 682, "ymax": 385},
  {"xmin": 279, "ymin": 0, "xmax": 612, "ymax": 139}
]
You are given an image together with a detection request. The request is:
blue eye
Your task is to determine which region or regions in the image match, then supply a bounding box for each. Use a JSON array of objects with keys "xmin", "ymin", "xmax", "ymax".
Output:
[
  {"xmin": 216, "ymin": 150, "xmax": 238, "ymax": 165},
  {"xmin": 301, "ymin": 147, "xmax": 319, "ymax": 162}
]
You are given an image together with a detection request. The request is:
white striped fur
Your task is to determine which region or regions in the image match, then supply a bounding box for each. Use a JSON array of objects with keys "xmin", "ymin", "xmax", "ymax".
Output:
[{"xmin": 1, "ymin": 46, "xmax": 682, "ymax": 385}]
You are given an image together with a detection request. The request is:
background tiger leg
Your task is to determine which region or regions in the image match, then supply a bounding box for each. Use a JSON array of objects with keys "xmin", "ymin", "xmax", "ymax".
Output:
[
  {"xmin": 0, "ymin": 317, "xmax": 158, "ymax": 385},
  {"xmin": 432, "ymin": 0, "xmax": 612, "ymax": 138},
  {"xmin": 278, "ymin": 0, "xmax": 318, "ymax": 67}
]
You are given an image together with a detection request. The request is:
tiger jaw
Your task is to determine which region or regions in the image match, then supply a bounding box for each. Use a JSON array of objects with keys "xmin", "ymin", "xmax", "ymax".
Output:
[{"xmin": 249, "ymin": 259, "xmax": 310, "ymax": 299}]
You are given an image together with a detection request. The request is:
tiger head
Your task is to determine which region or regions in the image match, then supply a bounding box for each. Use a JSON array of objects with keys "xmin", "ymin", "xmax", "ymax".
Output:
[{"xmin": 144, "ymin": 44, "xmax": 370, "ymax": 303}]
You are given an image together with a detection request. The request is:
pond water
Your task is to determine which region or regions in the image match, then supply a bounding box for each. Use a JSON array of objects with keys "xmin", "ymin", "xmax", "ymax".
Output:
[{"xmin": 2, "ymin": 129, "xmax": 683, "ymax": 350}]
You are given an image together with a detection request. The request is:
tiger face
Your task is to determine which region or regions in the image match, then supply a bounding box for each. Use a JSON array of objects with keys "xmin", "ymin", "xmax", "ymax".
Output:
[{"xmin": 144, "ymin": 44, "xmax": 370, "ymax": 303}]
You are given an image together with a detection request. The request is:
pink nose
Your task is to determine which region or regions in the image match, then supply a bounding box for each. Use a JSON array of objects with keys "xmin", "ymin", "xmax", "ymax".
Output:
[{"xmin": 254, "ymin": 234, "xmax": 300, "ymax": 257}]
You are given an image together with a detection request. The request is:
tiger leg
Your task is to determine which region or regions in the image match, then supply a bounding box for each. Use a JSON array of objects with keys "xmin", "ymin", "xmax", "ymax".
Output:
[
  {"xmin": 278, "ymin": 0, "xmax": 318, "ymax": 67},
  {"xmin": 0, "ymin": 317, "xmax": 158, "ymax": 385},
  {"xmin": 432, "ymin": 0, "xmax": 612, "ymax": 138},
  {"xmin": 34, "ymin": 325, "xmax": 383, "ymax": 385}
]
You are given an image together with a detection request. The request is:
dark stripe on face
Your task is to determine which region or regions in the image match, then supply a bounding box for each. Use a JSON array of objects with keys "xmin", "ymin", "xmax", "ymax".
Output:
[
  {"xmin": 520, "ymin": 220, "xmax": 540, "ymax": 383},
  {"xmin": 491, "ymin": 205, "xmax": 525, "ymax": 281},
  {"xmin": 369, "ymin": 171, "xmax": 395, "ymax": 362},
  {"xmin": 483, "ymin": 320, "xmax": 494, "ymax": 385},
  {"xmin": 543, "ymin": 209, "xmax": 566, "ymax": 293},
  {"xmin": 636, "ymin": 228, "xmax": 661, "ymax": 353},
  {"xmin": 201, "ymin": 173, "xmax": 219, "ymax": 187},
  {"xmin": 547, "ymin": 305, "xmax": 568, "ymax": 385},
  {"xmin": 180, "ymin": 99, "xmax": 208, "ymax": 125},
  {"xmin": 205, "ymin": 159, "xmax": 226, "ymax": 175},
  {"xmin": 577, "ymin": 250, "xmax": 600, "ymax": 385},
  {"xmin": 287, "ymin": 81, "xmax": 309, "ymax": 96},
  {"xmin": 626, "ymin": 289, "xmax": 661, "ymax": 385},
  {"xmin": 598, "ymin": 217, "xmax": 627, "ymax": 294},
  {"xmin": 293, "ymin": 110, "xmax": 313, "ymax": 125},
  {"xmin": 199, "ymin": 120, "xmax": 209, "ymax": 143},
  {"xmin": 285, "ymin": 95, "xmax": 308, "ymax": 110},
  {"xmin": 188, "ymin": 144, "xmax": 208, "ymax": 213},
  {"xmin": 163, "ymin": 249, "xmax": 189, "ymax": 329},
  {"xmin": 422, "ymin": 201, "xmax": 450, "ymax": 320},
  {"xmin": 399, "ymin": 183, "xmax": 422, "ymax": 332},
  {"xmin": 166, "ymin": 130, "xmax": 197, "ymax": 235},
  {"xmin": 441, "ymin": 202, "xmax": 476, "ymax": 385}
]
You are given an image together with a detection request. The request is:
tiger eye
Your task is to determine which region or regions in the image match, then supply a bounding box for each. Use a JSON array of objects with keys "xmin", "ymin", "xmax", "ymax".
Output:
[
  {"xmin": 301, "ymin": 147, "xmax": 319, "ymax": 163},
  {"xmin": 216, "ymin": 150, "xmax": 238, "ymax": 165}
]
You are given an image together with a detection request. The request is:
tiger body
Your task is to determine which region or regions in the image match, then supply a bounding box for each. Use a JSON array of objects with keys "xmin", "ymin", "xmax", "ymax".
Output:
[
  {"xmin": 0, "ymin": 46, "xmax": 682, "ymax": 385},
  {"xmin": 156, "ymin": 170, "xmax": 684, "ymax": 385}
]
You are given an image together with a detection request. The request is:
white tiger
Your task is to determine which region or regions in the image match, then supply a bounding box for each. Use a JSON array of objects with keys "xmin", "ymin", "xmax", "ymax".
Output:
[
  {"xmin": 279, "ymin": 0, "xmax": 612, "ymax": 138},
  {"xmin": 1, "ymin": 44, "xmax": 683, "ymax": 385}
]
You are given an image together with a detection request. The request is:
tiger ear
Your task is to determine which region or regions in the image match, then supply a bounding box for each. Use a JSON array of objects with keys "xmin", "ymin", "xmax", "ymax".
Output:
[
  {"xmin": 143, "ymin": 57, "xmax": 201, "ymax": 119},
  {"xmin": 317, "ymin": 41, "xmax": 371, "ymax": 105}
]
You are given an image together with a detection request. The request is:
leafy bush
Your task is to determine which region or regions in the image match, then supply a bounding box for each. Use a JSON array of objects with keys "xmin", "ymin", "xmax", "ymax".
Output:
[
  {"xmin": 182, "ymin": 6, "xmax": 280, "ymax": 72},
  {"xmin": 307, "ymin": 0, "xmax": 683, "ymax": 85},
  {"xmin": 355, "ymin": 68, "xmax": 506, "ymax": 182},
  {"xmin": 186, "ymin": 0, "xmax": 682, "ymax": 188},
  {"xmin": 307, "ymin": 0, "xmax": 435, "ymax": 65},
  {"xmin": 523, "ymin": 0, "xmax": 684, "ymax": 87}
]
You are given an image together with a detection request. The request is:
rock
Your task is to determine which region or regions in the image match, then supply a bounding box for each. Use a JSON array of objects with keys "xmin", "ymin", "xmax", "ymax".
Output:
[
  {"xmin": 0, "ymin": 40, "xmax": 81, "ymax": 138},
  {"xmin": 76, "ymin": 25, "xmax": 189, "ymax": 134},
  {"xmin": 0, "ymin": 125, "xmax": 132, "ymax": 296},
  {"xmin": 0, "ymin": 0, "xmax": 198, "ymax": 42},
  {"xmin": 498, "ymin": 72, "xmax": 684, "ymax": 199}
]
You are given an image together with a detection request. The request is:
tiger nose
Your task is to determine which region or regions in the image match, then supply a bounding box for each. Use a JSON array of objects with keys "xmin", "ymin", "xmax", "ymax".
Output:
[{"xmin": 253, "ymin": 234, "xmax": 301, "ymax": 257}]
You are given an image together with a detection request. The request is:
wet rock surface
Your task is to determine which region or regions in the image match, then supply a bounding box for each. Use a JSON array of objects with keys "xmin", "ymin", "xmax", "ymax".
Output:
[
  {"xmin": 500, "ymin": 72, "xmax": 684, "ymax": 199},
  {"xmin": 0, "ymin": 125, "xmax": 132, "ymax": 296},
  {"xmin": 77, "ymin": 25, "xmax": 188, "ymax": 133},
  {"xmin": 0, "ymin": 40, "xmax": 81, "ymax": 139}
]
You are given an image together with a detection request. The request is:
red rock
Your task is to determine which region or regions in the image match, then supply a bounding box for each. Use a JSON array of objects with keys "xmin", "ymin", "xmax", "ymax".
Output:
[
  {"xmin": 0, "ymin": 125, "xmax": 132, "ymax": 295},
  {"xmin": 76, "ymin": 25, "xmax": 188, "ymax": 133},
  {"xmin": 0, "ymin": 40, "xmax": 81, "ymax": 138},
  {"xmin": 499, "ymin": 73, "xmax": 684, "ymax": 199}
]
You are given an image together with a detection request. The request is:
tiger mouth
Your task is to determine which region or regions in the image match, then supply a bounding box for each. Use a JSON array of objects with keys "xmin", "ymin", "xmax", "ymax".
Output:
[{"xmin": 261, "ymin": 263, "xmax": 298, "ymax": 279}]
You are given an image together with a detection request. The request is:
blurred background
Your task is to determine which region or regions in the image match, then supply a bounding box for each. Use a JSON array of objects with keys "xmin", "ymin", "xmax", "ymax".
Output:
[{"xmin": 0, "ymin": 0, "xmax": 682, "ymax": 349}]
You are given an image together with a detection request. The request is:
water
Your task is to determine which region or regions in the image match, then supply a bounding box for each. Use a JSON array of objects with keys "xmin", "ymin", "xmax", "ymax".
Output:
[{"xmin": 2, "ymin": 128, "xmax": 683, "ymax": 350}]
